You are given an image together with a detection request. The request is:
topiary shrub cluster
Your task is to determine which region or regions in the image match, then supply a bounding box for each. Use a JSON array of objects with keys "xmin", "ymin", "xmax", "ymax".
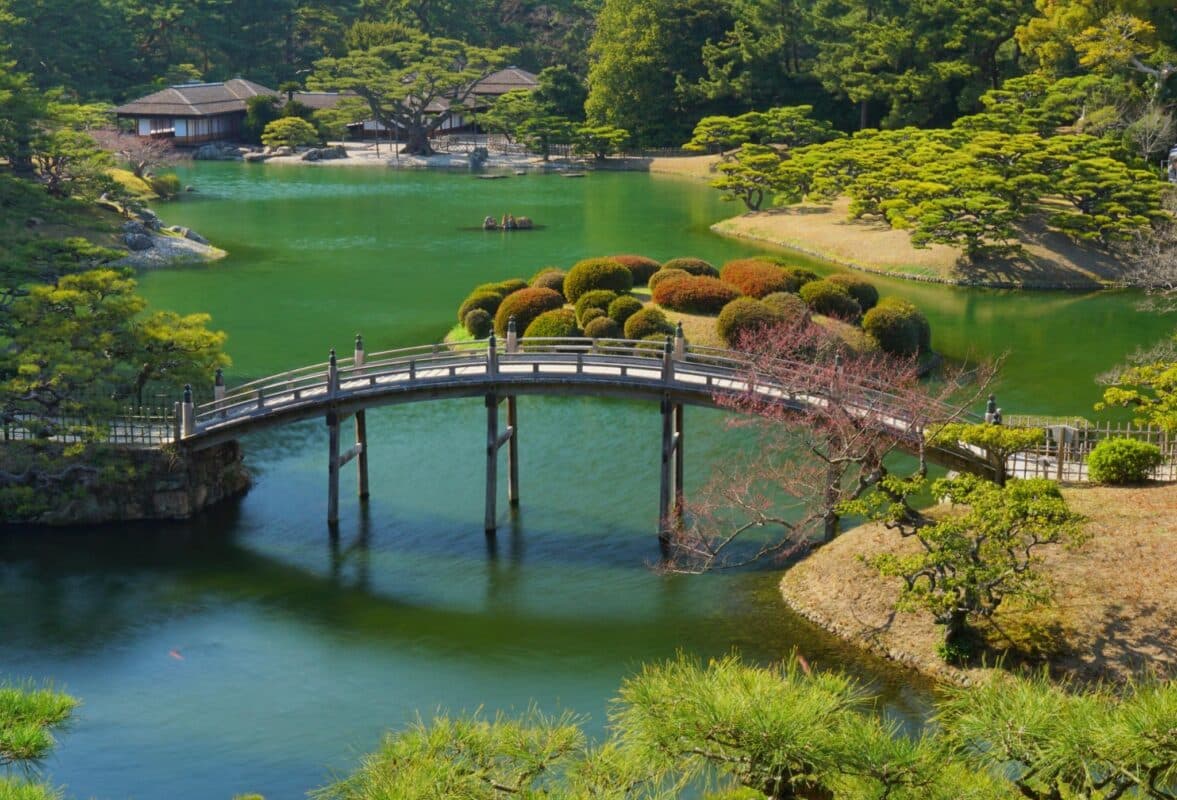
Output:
[
  {"xmin": 563, "ymin": 258, "xmax": 633, "ymax": 302},
  {"xmin": 799, "ymin": 279, "xmax": 863, "ymax": 320},
  {"xmin": 580, "ymin": 307, "xmax": 607, "ymax": 326},
  {"xmin": 464, "ymin": 308, "xmax": 493, "ymax": 338},
  {"xmin": 529, "ymin": 267, "xmax": 566, "ymax": 294},
  {"xmin": 523, "ymin": 308, "xmax": 580, "ymax": 338},
  {"xmin": 761, "ymin": 292, "xmax": 811, "ymax": 325},
  {"xmin": 474, "ymin": 278, "xmax": 529, "ymax": 297},
  {"xmin": 653, "ymin": 275, "xmax": 742, "ymax": 314},
  {"xmin": 1087, "ymin": 438, "xmax": 1163, "ymax": 484},
  {"xmin": 609, "ymin": 254, "xmax": 661, "ymax": 286},
  {"xmin": 494, "ymin": 286, "xmax": 565, "ymax": 336},
  {"xmin": 607, "ymin": 295, "xmax": 643, "ymax": 326},
  {"xmin": 647, "ymin": 268, "xmax": 688, "ymax": 292},
  {"xmin": 716, "ymin": 297, "xmax": 784, "ymax": 347},
  {"xmin": 574, "ymin": 289, "xmax": 619, "ymax": 324},
  {"xmin": 457, "ymin": 291, "xmax": 503, "ymax": 323},
  {"xmin": 826, "ymin": 273, "xmax": 880, "ymax": 311},
  {"xmin": 720, "ymin": 259, "xmax": 794, "ymax": 298},
  {"xmin": 661, "ymin": 257, "xmax": 718, "ymax": 277},
  {"xmin": 624, "ymin": 307, "xmax": 674, "ymax": 339},
  {"xmin": 584, "ymin": 315, "xmax": 622, "ymax": 339},
  {"xmin": 862, "ymin": 298, "xmax": 926, "ymax": 356}
]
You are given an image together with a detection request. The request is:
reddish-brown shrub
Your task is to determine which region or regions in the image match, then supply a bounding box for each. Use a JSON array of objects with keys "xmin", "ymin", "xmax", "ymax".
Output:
[
  {"xmin": 653, "ymin": 274, "xmax": 742, "ymax": 314},
  {"xmin": 494, "ymin": 286, "xmax": 566, "ymax": 336},
  {"xmin": 719, "ymin": 259, "xmax": 794, "ymax": 298},
  {"xmin": 609, "ymin": 254, "xmax": 662, "ymax": 285}
]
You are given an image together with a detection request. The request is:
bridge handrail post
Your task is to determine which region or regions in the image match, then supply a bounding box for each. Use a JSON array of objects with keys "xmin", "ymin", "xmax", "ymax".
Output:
[
  {"xmin": 173, "ymin": 401, "xmax": 181, "ymax": 443},
  {"xmin": 180, "ymin": 384, "xmax": 195, "ymax": 439},
  {"xmin": 661, "ymin": 336, "xmax": 674, "ymax": 383},
  {"xmin": 673, "ymin": 322, "xmax": 685, "ymax": 361},
  {"xmin": 327, "ymin": 348, "xmax": 339, "ymax": 397},
  {"xmin": 354, "ymin": 334, "xmax": 365, "ymax": 370},
  {"xmin": 213, "ymin": 368, "xmax": 225, "ymax": 414},
  {"xmin": 488, "ymin": 332, "xmax": 499, "ymax": 376},
  {"xmin": 506, "ymin": 316, "xmax": 518, "ymax": 354}
]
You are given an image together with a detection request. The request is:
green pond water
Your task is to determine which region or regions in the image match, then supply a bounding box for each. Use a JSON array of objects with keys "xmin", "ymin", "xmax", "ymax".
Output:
[{"xmin": 2, "ymin": 163, "xmax": 1170, "ymax": 799}]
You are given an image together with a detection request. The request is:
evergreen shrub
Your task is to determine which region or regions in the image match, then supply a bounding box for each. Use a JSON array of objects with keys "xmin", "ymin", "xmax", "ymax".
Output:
[
  {"xmin": 875, "ymin": 297, "xmax": 931, "ymax": 351},
  {"xmin": 584, "ymin": 316, "xmax": 622, "ymax": 339},
  {"xmin": 457, "ymin": 291, "xmax": 502, "ymax": 323},
  {"xmin": 720, "ymin": 259, "xmax": 793, "ymax": 298},
  {"xmin": 761, "ymin": 292, "xmax": 810, "ymax": 324},
  {"xmin": 563, "ymin": 258, "xmax": 633, "ymax": 302},
  {"xmin": 529, "ymin": 267, "xmax": 566, "ymax": 294},
  {"xmin": 624, "ymin": 307, "xmax": 674, "ymax": 339},
  {"xmin": 653, "ymin": 275, "xmax": 741, "ymax": 314},
  {"xmin": 716, "ymin": 297, "xmax": 783, "ymax": 347},
  {"xmin": 1087, "ymin": 438, "xmax": 1163, "ymax": 484},
  {"xmin": 580, "ymin": 307, "xmax": 607, "ymax": 326},
  {"xmin": 575, "ymin": 289, "xmax": 619, "ymax": 324},
  {"xmin": 826, "ymin": 273, "xmax": 880, "ymax": 311},
  {"xmin": 661, "ymin": 257, "xmax": 718, "ymax": 277},
  {"xmin": 494, "ymin": 287, "xmax": 565, "ymax": 336},
  {"xmin": 647, "ymin": 268, "xmax": 688, "ymax": 292},
  {"xmin": 524, "ymin": 308, "xmax": 580, "ymax": 338},
  {"xmin": 464, "ymin": 308, "xmax": 493, "ymax": 338},
  {"xmin": 862, "ymin": 304, "xmax": 922, "ymax": 356},
  {"xmin": 799, "ymin": 280, "xmax": 862, "ymax": 320},
  {"xmin": 609, "ymin": 254, "xmax": 661, "ymax": 285},
  {"xmin": 607, "ymin": 295, "xmax": 643, "ymax": 325}
]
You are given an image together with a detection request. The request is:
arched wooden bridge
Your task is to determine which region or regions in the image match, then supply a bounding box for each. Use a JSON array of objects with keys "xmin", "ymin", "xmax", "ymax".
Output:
[{"xmin": 174, "ymin": 329, "xmax": 993, "ymax": 535}]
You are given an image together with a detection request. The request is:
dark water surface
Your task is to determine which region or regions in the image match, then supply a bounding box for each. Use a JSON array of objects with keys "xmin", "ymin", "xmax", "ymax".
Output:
[{"xmin": 2, "ymin": 164, "xmax": 1168, "ymax": 799}]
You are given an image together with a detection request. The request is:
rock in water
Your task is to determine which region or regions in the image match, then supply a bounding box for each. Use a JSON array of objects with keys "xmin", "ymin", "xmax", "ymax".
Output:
[{"xmin": 124, "ymin": 232, "xmax": 154, "ymax": 251}]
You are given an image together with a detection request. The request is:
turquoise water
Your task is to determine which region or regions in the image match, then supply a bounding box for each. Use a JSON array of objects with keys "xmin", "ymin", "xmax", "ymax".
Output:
[{"xmin": 1, "ymin": 164, "xmax": 1169, "ymax": 799}]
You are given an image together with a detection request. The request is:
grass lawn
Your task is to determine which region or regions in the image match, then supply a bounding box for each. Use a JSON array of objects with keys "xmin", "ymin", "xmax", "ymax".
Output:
[
  {"xmin": 780, "ymin": 482, "xmax": 1177, "ymax": 685},
  {"xmin": 714, "ymin": 196, "xmax": 1126, "ymax": 288}
]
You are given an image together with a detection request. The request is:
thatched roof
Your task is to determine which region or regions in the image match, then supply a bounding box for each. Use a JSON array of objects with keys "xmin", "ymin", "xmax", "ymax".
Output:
[{"xmin": 115, "ymin": 79, "xmax": 276, "ymax": 117}]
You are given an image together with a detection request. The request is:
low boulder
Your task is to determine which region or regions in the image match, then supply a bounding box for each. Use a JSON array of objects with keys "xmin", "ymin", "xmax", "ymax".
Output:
[
  {"xmin": 124, "ymin": 232, "xmax": 154, "ymax": 251},
  {"xmin": 183, "ymin": 228, "xmax": 209, "ymax": 245}
]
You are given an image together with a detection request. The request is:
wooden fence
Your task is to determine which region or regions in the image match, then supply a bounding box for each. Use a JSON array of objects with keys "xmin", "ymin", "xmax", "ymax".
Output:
[
  {"xmin": 1003, "ymin": 416, "xmax": 1177, "ymax": 482},
  {"xmin": 3, "ymin": 404, "xmax": 177, "ymax": 448}
]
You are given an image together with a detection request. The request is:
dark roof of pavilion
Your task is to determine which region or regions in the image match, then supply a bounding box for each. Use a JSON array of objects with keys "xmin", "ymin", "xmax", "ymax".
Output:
[{"xmin": 115, "ymin": 79, "xmax": 276, "ymax": 117}]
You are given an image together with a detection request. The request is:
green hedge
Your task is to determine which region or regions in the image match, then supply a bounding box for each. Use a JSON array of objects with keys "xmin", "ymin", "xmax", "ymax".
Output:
[
  {"xmin": 716, "ymin": 297, "xmax": 783, "ymax": 347},
  {"xmin": 761, "ymin": 292, "xmax": 811, "ymax": 324},
  {"xmin": 464, "ymin": 308, "xmax": 493, "ymax": 338},
  {"xmin": 530, "ymin": 267, "xmax": 566, "ymax": 294},
  {"xmin": 826, "ymin": 273, "xmax": 880, "ymax": 311},
  {"xmin": 652, "ymin": 275, "xmax": 741, "ymax": 314},
  {"xmin": 494, "ymin": 286, "xmax": 566, "ymax": 336},
  {"xmin": 875, "ymin": 296, "xmax": 931, "ymax": 352},
  {"xmin": 564, "ymin": 258, "xmax": 634, "ymax": 302},
  {"xmin": 575, "ymin": 289, "xmax": 619, "ymax": 324},
  {"xmin": 624, "ymin": 307, "xmax": 674, "ymax": 339},
  {"xmin": 608, "ymin": 295, "xmax": 644, "ymax": 325},
  {"xmin": 524, "ymin": 308, "xmax": 580, "ymax": 338},
  {"xmin": 720, "ymin": 259, "xmax": 794, "ymax": 298},
  {"xmin": 457, "ymin": 290, "xmax": 503, "ymax": 323},
  {"xmin": 584, "ymin": 315, "xmax": 622, "ymax": 339},
  {"xmin": 661, "ymin": 257, "xmax": 718, "ymax": 277},
  {"xmin": 610, "ymin": 254, "xmax": 662, "ymax": 286},
  {"xmin": 798, "ymin": 280, "xmax": 862, "ymax": 320},
  {"xmin": 1087, "ymin": 438, "xmax": 1163, "ymax": 484},
  {"xmin": 647, "ymin": 268, "xmax": 688, "ymax": 293}
]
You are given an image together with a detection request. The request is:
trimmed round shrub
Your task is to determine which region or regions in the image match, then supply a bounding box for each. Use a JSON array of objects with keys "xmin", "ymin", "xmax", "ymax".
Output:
[
  {"xmin": 826, "ymin": 273, "xmax": 880, "ymax": 311},
  {"xmin": 875, "ymin": 296, "xmax": 931, "ymax": 352},
  {"xmin": 720, "ymin": 259, "xmax": 794, "ymax": 298},
  {"xmin": 494, "ymin": 286, "xmax": 565, "ymax": 336},
  {"xmin": 653, "ymin": 274, "xmax": 742, "ymax": 314},
  {"xmin": 584, "ymin": 315, "xmax": 622, "ymax": 339},
  {"xmin": 661, "ymin": 257, "xmax": 718, "ymax": 277},
  {"xmin": 607, "ymin": 295, "xmax": 644, "ymax": 326},
  {"xmin": 580, "ymin": 307, "xmax": 607, "ymax": 326},
  {"xmin": 463, "ymin": 308, "xmax": 493, "ymax": 338},
  {"xmin": 767, "ymin": 263, "xmax": 821, "ymax": 292},
  {"xmin": 799, "ymin": 279, "xmax": 863, "ymax": 320},
  {"xmin": 716, "ymin": 297, "xmax": 784, "ymax": 347},
  {"xmin": 761, "ymin": 292, "xmax": 811, "ymax": 325},
  {"xmin": 574, "ymin": 289, "xmax": 619, "ymax": 324},
  {"xmin": 524, "ymin": 308, "xmax": 580, "ymax": 338},
  {"xmin": 529, "ymin": 267, "xmax": 566, "ymax": 294},
  {"xmin": 1087, "ymin": 438, "xmax": 1163, "ymax": 484},
  {"xmin": 474, "ymin": 278, "xmax": 529, "ymax": 298},
  {"xmin": 648, "ymin": 268, "xmax": 688, "ymax": 293},
  {"xmin": 624, "ymin": 307, "xmax": 674, "ymax": 339},
  {"xmin": 457, "ymin": 290, "xmax": 502, "ymax": 323},
  {"xmin": 610, "ymin": 254, "xmax": 661, "ymax": 286},
  {"xmin": 862, "ymin": 303, "xmax": 921, "ymax": 356},
  {"xmin": 563, "ymin": 257, "xmax": 633, "ymax": 302}
]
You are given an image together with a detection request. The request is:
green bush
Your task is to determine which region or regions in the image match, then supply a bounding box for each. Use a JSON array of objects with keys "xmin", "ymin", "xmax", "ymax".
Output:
[
  {"xmin": 768, "ymin": 263, "xmax": 821, "ymax": 292},
  {"xmin": 624, "ymin": 307, "xmax": 674, "ymax": 339},
  {"xmin": 584, "ymin": 315, "xmax": 622, "ymax": 339},
  {"xmin": 149, "ymin": 173, "xmax": 181, "ymax": 199},
  {"xmin": 457, "ymin": 290, "xmax": 503, "ymax": 323},
  {"xmin": 826, "ymin": 273, "xmax": 880, "ymax": 311},
  {"xmin": 610, "ymin": 254, "xmax": 661, "ymax": 285},
  {"xmin": 647, "ymin": 268, "xmax": 689, "ymax": 293},
  {"xmin": 464, "ymin": 308, "xmax": 493, "ymax": 338},
  {"xmin": 580, "ymin": 307, "xmax": 607, "ymax": 326},
  {"xmin": 574, "ymin": 289, "xmax": 619, "ymax": 324},
  {"xmin": 563, "ymin": 257, "xmax": 633, "ymax": 302},
  {"xmin": 523, "ymin": 308, "xmax": 580, "ymax": 338},
  {"xmin": 716, "ymin": 297, "xmax": 784, "ymax": 347},
  {"xmin": 874, "ymin": 296, "xmax": 931, "ymax": 352},
  {"xmin": 761, "ymin": 292, "xmax": 811, "ymax": 324},
  {"xmin": 608, "ymin": 295, "xmax": 644, "ymax": 325},
  {"xmin": 661, "ymin": 257, "xmax": 718, "ymax": 277},
  {"xmin": 260, "ymin": 117, "xmax": 319, "ymax": 148},
  {"xmin": 720, "ymin": 259, "xmax": 794, "ymax": 298},
  {"xmin": 653, "ymin": 275, "xmax": 742, "ymax": 314},
  {"xmin": 494, "ymin": 286, "xmax": 565, "ymax": 336},
  {"xmin": 474, "ymin": 278, "xmax": 529, "ymax": 298},
  {"xmin": 529, "ymin": 267, "xmax": 566, "ymax": 294},
  {"xmin": 862, "ymin": 302, "xmax": 927, "ymax": 356},
  {"xmin": 1087, "ymin": 438, "xmax": 1163, "ymax": 484},
  {"xmin": 799, "ymin": 280, "xmax": 863, "ymax": 320}
]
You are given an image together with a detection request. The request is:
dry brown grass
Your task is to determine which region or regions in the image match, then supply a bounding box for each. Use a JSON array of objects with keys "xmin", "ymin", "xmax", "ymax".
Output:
[
  {"xmin": 715, "ymin": 197, "xmax": 1126, "ymax": 288},
  {"xmin": 647, "ymin": 154, "xmax": 723, "ymax": 180},
  {"xmin": 780, "ymin": 482, "xmax": 1177, "ymax": 685}
]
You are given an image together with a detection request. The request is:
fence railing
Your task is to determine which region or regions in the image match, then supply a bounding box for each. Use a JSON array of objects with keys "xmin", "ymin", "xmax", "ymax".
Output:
[
  {"xmin": 1003, "ymin": 416, "xmax": 1177, "ymax": 482},
  {"xmin": 3, "ymin": 404, "xmax": 177, "ymax": 448}
]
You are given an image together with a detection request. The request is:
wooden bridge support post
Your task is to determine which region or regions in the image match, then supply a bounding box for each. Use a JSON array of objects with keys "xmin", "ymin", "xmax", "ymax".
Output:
[
  {"xmin": 353, "ymin": 335, "xmax": 369, "ymax": 501},
  {"xmin": 507, "ymin": 396, "xmax": 519, "ymax": 506},
  {"xmin": 484, "ymin": 391, "xmax": 518, "ymax": 533},
  {"xmin": 674, "ymin": 403, "xmax": 684, "ymax": 518},
  {"xmin": 327, "ymin": 410, "xmax": 341, "ymax": 527},
  {"xmin": 659, "ymin": 397, "xmax": 683, "ymax": 542}
]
